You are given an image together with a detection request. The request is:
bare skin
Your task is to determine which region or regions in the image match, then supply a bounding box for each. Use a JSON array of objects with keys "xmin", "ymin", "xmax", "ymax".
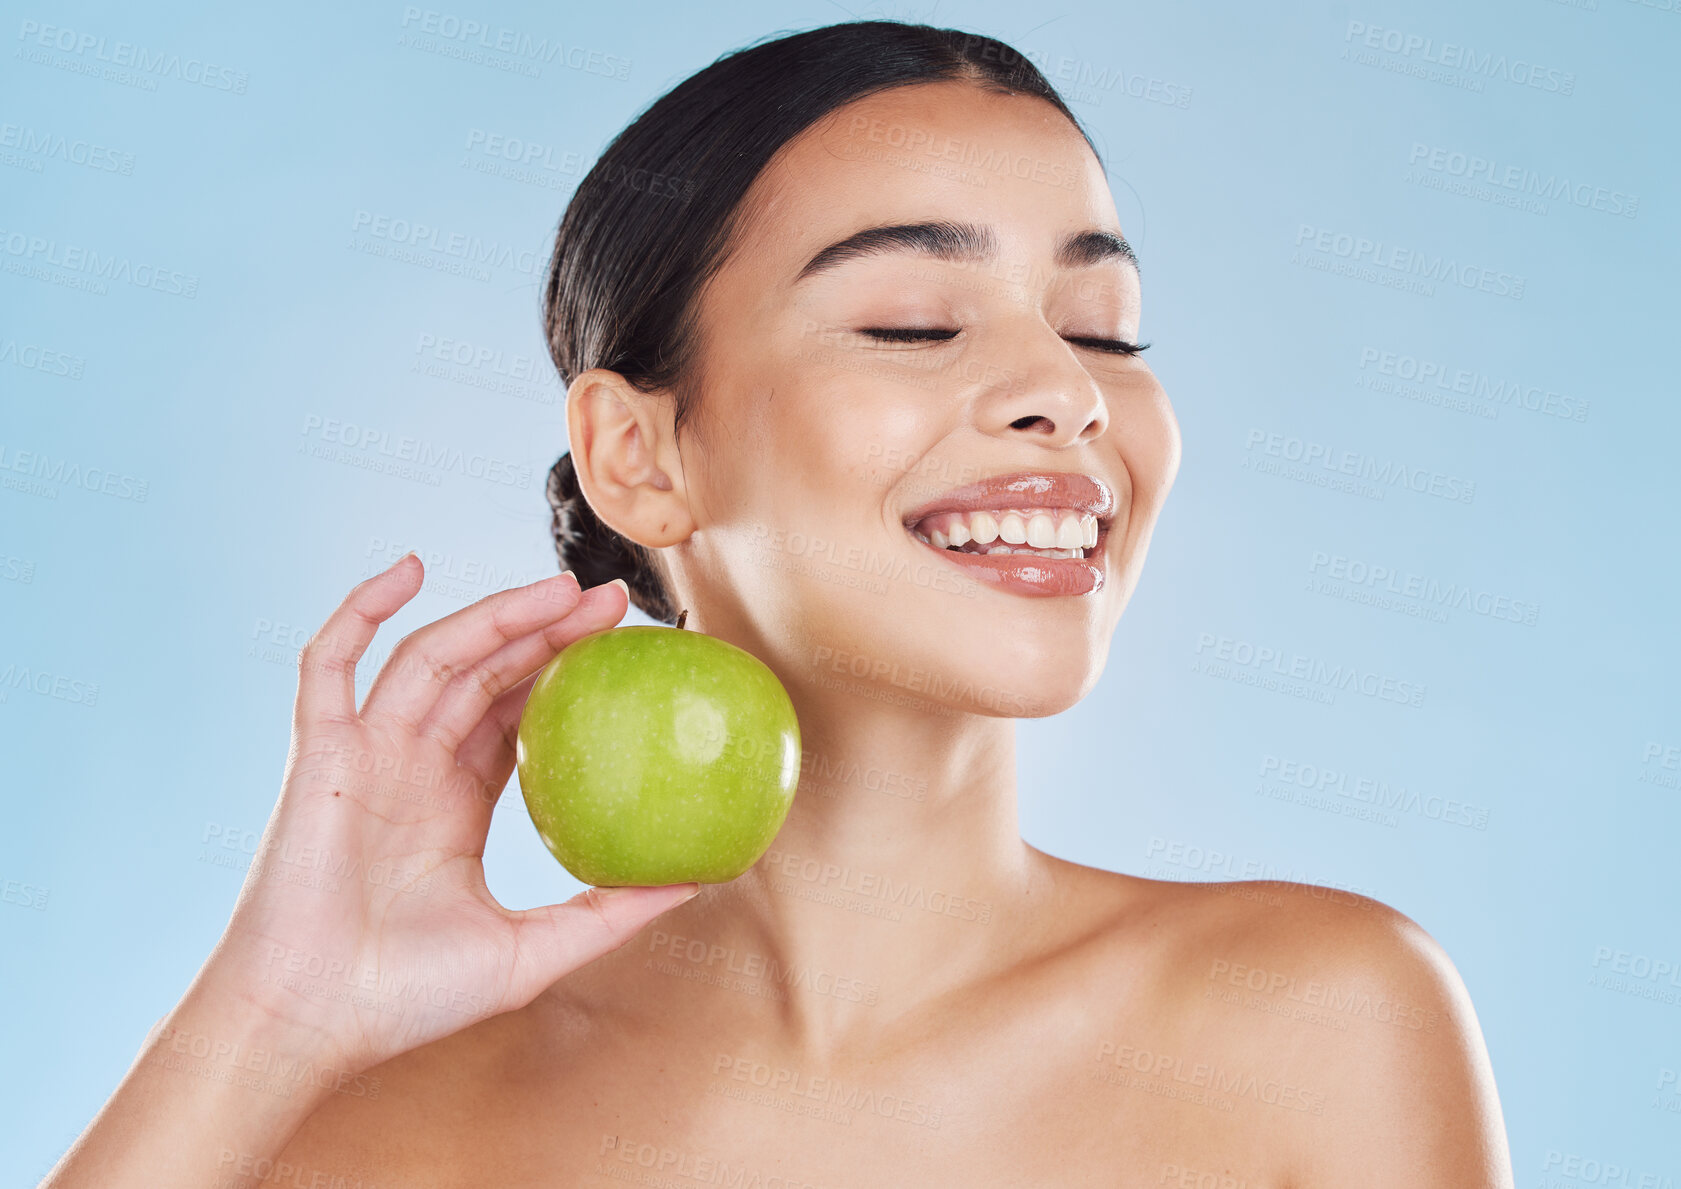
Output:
[{"xmin": 45, "ymin": 79, "xmax": 1513, "ymax": 1188}]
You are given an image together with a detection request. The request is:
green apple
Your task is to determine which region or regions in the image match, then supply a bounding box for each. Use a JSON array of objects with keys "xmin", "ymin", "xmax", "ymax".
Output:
[{"xmin": 515, "ymin": 619, "xmax": 801, "ymax": 886}]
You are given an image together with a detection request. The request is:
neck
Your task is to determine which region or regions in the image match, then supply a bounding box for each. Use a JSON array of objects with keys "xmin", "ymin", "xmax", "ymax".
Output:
[{"xmin": 624, "ymin": 679, "xmax": 1055, "ymax": 1059}]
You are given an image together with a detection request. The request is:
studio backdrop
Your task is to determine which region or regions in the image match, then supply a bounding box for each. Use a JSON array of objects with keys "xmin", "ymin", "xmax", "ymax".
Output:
[{"xmin": 2, "ymin": 1, "xmax": 1676, "ymax": 1184}]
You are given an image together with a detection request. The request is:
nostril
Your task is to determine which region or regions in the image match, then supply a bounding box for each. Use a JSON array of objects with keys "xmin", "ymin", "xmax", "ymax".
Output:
[{"xmin": 1011, "ymin": 415, "xmax": 1053, "ymax": 432}]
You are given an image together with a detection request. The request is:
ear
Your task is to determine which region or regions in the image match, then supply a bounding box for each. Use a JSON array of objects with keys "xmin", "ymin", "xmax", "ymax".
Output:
[{"xmin": 564, "ymin": 368, "xmax": 695, "ymax": 548}]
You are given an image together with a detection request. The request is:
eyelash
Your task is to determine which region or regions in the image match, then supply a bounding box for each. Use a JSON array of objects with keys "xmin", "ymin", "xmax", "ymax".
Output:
[{"xmin": 859, "ymin": 328, "xmax": 1151, "ymax": 356}]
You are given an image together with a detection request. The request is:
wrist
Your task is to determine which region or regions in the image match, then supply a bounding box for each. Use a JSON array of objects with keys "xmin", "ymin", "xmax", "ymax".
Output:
[{"xmin": 155, "ymin": 965, "xmax": 371, "ymax": 1104}]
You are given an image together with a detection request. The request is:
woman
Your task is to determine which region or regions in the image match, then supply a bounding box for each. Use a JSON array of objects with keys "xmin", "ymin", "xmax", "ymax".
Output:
[{"xmin": 45, "ymin": 21, "xmax": 1513, "ymax": 1187}]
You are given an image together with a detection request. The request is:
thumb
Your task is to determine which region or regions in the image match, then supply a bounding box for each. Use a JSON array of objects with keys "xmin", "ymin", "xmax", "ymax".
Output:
[{"xmin": 504, "ymin": 882, "xmax": 702, "ymax": 1003}]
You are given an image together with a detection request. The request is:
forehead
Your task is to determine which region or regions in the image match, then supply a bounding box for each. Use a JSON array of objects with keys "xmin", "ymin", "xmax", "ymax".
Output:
[{"xmin": 724, "ymin": 80, "xmax": 1121, "ymax": 283}]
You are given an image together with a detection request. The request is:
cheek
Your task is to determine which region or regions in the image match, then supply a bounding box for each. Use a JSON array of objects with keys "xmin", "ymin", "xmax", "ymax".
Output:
[{"xmin": 1113, "ymin": 384, "xmax": 1180, "ymax": 502}]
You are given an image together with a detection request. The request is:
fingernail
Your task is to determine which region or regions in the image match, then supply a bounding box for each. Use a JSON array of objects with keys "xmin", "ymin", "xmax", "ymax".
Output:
[
  {"xmin": 388, "ymin": 551, "xmax": 417, "ymax": 572},
  {"xmin": 608, "ymin": 577, "xmax": 629, "ymax": 599},
  {"xmin": 596, "ymin": 881, "xmax": 699, "ymax": 904}
]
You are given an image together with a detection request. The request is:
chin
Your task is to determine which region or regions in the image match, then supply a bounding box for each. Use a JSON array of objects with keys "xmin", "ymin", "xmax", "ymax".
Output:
[
  {"xmin": 986, "ymin": 634, "xmax": 1110, "ymax": 718},
  {"xmin": 862, "ymin": 607, "xmax": 1113, "ymax": 720}
]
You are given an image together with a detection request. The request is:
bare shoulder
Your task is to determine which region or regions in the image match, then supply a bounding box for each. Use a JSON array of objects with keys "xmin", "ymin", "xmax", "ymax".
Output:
[
  {"xmin": 1081, "ymin": 867, "xmax": 1515, "ymax": 1188},
  {"xmin": 269, "ymin": 1007, "xmax": 540, "ymax": 1187}
]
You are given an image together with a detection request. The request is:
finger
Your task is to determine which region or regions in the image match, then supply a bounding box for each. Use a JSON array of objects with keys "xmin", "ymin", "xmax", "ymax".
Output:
[
  {"xmin": 416, "ymin": 580, "xmax": 629, "ymax": 755},
  {"xmin": 501, "ymin": 883, "xmax": 703, "ymax": 1009},
  {"xmin": 359, "ymin": 570, "xmax": 582, "ymax": 737},
  {"xmin": 451, "ymin": 667, "xmax": 541, "ymax": 804},
  {"xmin": 294, "ymin": 553, "xmax": 424, "ymax": 729}
]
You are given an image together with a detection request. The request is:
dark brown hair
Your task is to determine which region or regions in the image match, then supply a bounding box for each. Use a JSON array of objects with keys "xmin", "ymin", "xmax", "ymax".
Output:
[{"xmin": 541, "ymin": 20, "xmax": 1094, "ymax": 622}]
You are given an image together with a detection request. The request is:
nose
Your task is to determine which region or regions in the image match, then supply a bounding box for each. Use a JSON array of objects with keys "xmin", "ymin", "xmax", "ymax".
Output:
[{"xmin": 971, "ymin": 320, "xmax": 1109, "ymax": 449}]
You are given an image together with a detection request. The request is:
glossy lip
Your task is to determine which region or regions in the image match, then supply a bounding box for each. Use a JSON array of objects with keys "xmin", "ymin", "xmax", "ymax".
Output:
[
  {"xmin": 900, "ymin": 471, "xmax": 1119, "ymax": 598},
  {"xmin": 901, "ymin": 470, "xmax": 1116, "ymax": 528}
]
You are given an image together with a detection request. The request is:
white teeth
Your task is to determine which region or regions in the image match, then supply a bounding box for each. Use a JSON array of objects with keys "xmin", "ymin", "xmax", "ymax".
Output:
[{"xmin": 910, "ymin": 506, "xmax": 1106, "ymax": 559}]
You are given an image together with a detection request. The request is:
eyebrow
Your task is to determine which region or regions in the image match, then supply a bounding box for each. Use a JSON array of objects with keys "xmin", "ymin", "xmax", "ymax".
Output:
[{"xmin": 792, "ymin": 220, "xmax": 1140, "ymax": 285}]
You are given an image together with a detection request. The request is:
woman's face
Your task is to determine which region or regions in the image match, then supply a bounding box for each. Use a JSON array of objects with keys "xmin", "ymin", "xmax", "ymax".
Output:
[{"xmin": 669, "ymin": 79, "xmax": 1181, "ymax": 717}]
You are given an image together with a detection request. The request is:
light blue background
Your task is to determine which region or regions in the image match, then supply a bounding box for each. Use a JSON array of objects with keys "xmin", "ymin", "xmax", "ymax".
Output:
[{"xmin": 3, "ymin": 0, "xmax": 1676, "ymax": 1182}]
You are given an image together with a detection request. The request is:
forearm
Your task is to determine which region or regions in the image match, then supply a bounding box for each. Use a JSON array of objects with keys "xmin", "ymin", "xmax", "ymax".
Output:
[{"xmin": 39, "ymin": 973, "xmax": 354, "ymax": 1189}]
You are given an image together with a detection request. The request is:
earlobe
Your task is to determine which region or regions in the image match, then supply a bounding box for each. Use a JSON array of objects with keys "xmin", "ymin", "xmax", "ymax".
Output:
[{"xmin": 564, "ymin": 368, "xmax": 695, "ymax": 548}]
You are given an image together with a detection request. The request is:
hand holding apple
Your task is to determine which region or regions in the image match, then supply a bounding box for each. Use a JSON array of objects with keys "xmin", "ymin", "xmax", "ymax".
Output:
[{"xmin": 193, "ymin": 560, "xmax": 703, "ymax": 1081}]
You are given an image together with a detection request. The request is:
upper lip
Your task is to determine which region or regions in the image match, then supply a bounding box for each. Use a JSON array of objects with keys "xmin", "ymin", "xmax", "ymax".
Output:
[{"xmin": 901, "ymin": 471, "xmax": 1117, "ymax": 528}]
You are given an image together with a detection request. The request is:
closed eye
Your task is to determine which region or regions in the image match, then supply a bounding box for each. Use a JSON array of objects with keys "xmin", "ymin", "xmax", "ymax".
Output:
[
  {"xmin": 859, "ymin": 327, "xmax": 960, "ymax": 344},
  {"xmin": 1064, "ymin": 335, "xmax": 1151, "ymax": 356},
  {"xmin": 859, "ymin": 328, "xmax": 1150, "ymax": 355}
]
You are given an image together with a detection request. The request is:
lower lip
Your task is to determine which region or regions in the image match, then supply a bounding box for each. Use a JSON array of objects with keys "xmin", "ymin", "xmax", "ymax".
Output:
[{"xmin": 909, "ymin": 528, "xmax": 1108, "ymax": 597}]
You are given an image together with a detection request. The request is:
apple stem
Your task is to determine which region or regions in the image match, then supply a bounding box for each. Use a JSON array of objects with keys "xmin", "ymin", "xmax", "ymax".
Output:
[{"xmin": 675, "ymin": 609, "xmax": 689, "ymax": 630}]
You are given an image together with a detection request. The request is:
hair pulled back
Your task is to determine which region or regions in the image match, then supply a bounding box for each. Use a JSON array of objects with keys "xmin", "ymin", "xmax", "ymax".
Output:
[{"xmin": 542, "ymin": 20, "xmax": 1092, "ymax": 622}]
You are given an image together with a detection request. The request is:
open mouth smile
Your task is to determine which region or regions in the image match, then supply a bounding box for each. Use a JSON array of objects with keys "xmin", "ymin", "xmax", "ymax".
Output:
[{"xmin": 901, "ymin": 472, "xmax": 1116, "ymax": 597}]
